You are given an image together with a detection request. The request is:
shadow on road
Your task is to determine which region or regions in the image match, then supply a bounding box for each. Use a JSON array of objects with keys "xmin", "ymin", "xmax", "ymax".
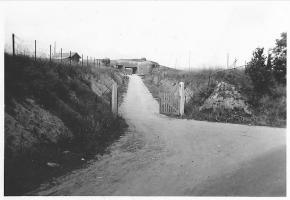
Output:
[{"xmin": 186, "ymin": 146, "xmax": 286, "ymax": 196}]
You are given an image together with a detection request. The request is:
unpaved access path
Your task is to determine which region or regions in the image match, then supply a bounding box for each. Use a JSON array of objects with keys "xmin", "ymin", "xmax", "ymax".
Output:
[{"xmin": 33, "ymin": 75, "xmax": 286, "ymax": 196}]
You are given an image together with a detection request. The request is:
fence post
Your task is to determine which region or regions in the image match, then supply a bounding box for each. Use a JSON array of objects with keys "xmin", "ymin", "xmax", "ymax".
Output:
[
  {"xmin": 50, "ymin": 45, "xmax": 52, "ymax": 62},
  {"xmin": 70, "ymin": 51, "xmax": 71, "ymax": 65},
  {"xmin": 82, "ymin": 54, "xmax": 83, "ymax": 67},
  {"xmin": 208, "ymin": 75, "xmax": 211, "ymax": 88},
  {"xmin": 34, "ymin": 40, "xmax": 36, "ymax": 61},
  {"xmin": 12, "ymin": 33, "xmax": 15, "ymax": 56},
  {"xmin": 61, "ymin": 48, "xmax": 62, "ymax": 63},
  {"xmin": 179, "ymin": 82, "xmax": 184, "ymax": 116},
  {"xmin": 87, "ymin": 56, "xmax": 88, "ymax": 67},
  {"xmin": 111, "ymin": 82, "xmax": 118, "ymax": 117}
]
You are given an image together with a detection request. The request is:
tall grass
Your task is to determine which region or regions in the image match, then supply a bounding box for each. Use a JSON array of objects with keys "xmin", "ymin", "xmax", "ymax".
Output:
[
  {"xmin": 5, "ymin": 54, "xmax": 128, "ymax": 195},
  {"xmin": 144, "ymin": 66, "xmax": 286, "ymax": 127}
]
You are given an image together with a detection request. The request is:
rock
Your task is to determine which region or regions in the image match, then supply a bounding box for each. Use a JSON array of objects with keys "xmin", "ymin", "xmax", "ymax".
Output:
[
  {"xmin": 47, "ymin": 162, "xmax": 60, "ymax": 168},
  {"xmin": 199, "ymin": 81, "xmax": 252, "ymax": 115}
]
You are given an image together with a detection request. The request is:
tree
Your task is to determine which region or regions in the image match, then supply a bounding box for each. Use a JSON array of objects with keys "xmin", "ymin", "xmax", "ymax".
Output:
[
  {"xmin": 245, "ymin": 48, "xmax": 273, "ymax": 95},
  {"xmin": 272, "ymin": 32, "xmax": 287, "ymax": 84}
]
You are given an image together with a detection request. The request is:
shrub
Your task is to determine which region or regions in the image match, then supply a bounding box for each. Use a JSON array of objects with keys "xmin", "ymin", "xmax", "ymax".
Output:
[
  {"xmin": 272, "ymin": 32, "xmax": 287, "ymax": 85},
  {"xmin": 245, "ymin": 48, "xmax": 273, "ymax": 96}
]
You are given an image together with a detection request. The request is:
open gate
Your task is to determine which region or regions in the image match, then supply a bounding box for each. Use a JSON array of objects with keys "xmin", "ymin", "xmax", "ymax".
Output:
[{"xmin": 159, "ymin": 82, "xmax": 184, "ymax": 116}]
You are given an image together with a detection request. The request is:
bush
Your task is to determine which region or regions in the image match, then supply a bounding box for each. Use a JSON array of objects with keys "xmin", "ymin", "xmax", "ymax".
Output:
[
  {"xmin": 272, "ymin": 32, "xmax": 287, "ymax": 85},
  {"xmin": 245, "ymin": 48, "xmax": 273, "ymax": 96}
]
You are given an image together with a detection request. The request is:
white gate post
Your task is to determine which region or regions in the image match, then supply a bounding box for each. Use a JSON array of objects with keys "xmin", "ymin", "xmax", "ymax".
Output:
[
  {"xmin": 179, "ymin": 82, "xmax": 185, "ymax": 116},
  {"xmin": 112, "ymin": 82, "xmax": 118, "ymax": 117}
]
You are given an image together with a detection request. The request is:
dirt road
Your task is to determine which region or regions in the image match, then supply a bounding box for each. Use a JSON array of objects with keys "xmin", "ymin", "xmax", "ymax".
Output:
[{"xmin": 32, "ymin": 75, "xmax": 286, "ymax": 196}]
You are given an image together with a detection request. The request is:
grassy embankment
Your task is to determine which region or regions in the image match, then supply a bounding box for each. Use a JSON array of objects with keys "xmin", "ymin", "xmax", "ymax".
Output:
[
  {"xmin": 143, "ymin": 66, "xmax": 286, "ymax": 127},
  {"xmin": 5, "ymin": 54, "xmax": 128, "ymax": 195}
]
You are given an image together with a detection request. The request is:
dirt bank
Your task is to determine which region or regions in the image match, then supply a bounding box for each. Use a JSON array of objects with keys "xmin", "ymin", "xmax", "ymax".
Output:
[
  {"xmin": 31, "ymin": 75, "xmax": 286, "ymax": 196},
  {"xmin": 5, "ymin": 54, "xmax": 128, "ymax": 195}
]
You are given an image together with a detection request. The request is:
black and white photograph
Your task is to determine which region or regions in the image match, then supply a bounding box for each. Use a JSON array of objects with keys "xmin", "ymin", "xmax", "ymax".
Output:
[{"xmin": 1, "ymin": 0, "xmax": 288, "ymax": 197}]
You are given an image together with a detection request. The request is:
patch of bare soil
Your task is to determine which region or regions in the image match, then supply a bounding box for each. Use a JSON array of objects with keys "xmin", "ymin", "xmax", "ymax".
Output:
[{"xmin": 31, "ymin": 75, "xmax": 286, "ymax": 196}]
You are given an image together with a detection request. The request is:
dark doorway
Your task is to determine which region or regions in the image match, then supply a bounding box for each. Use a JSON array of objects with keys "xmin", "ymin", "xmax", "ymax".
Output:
[
  {"xmin": 132, "ymin": 67, "xmax": 137, "ymax": 74},
  {"xmin": 116, "ymin": 64, "xmax": 123, "ymax": 70}
]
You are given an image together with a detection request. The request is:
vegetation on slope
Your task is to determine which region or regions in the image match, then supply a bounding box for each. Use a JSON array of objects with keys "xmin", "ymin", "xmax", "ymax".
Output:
[
  {"xmin": 143, "ymin": 33, "xmax": 286, "ymax": 127},
  {"xmin": 5, "ymin": 54, "xmax": 128, "ymax": 195}
]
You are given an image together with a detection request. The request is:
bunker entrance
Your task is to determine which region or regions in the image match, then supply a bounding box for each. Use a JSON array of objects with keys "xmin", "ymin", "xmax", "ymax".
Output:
[
  {"xmin": 116, "ymin": 64, "xmax": 124, "ymax": 70},
  {"xmin": 132, "ymin": 67, "xmax": 137, "ymax": 74},
  {"xmin": 125, "ymin": 67, "xmax": 137, "ymax": 75}
]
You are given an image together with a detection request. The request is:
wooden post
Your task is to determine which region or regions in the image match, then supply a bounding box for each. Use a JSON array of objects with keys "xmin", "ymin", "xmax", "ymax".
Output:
[
  {"xmin": 179, "ymin": 82, "xmax": 184, "ymax": 116},
  {"xmin": 60, "ymin": 48, "xmax": 62, "ymax": 63},
  {"xmin": 49, "ymin": 45, "xmax": 52, "ymax": 62},
  {"xmin": 87, "ymin": 56, "xmax": 88, "ymax": 67},
  {"xmin": 111, "ymin": 82, "xmax": 118, "ymax": 117},
  {"xmin": 34, "ymin": 40, "xmax": 36, "ymax": 61},
  {"xmin": 12, "ymin": 33, "xmax": 15, "ymax": 56},
  {"xmin": 70, "ymin": 51, "xmax": 72, "ymax": 65},
  {"xmin": 94, "ymin": 58, "xmax": 95, "ymax": 66},
  {"xmin": 82, "ymin": 54, "xmax": 83, "ymax": 67}
]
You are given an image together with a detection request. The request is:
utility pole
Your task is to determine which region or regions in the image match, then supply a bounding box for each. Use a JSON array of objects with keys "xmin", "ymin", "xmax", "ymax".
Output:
[
  {"xmin": 12, "ymin": 33, "xmax": 15, "ymax": 56},
  {"xmin": 50, "ymin": 45, "xmax": 52, "ymax": 62},
  {"xmin": 34, "ymin": 40, "xmax": 36, "ymax": 61}
]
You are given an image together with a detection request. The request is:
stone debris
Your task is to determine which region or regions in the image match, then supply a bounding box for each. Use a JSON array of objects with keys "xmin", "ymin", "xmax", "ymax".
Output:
[{"xmin": 199, "ymin": 81, "xmax": 252, "ymax": 115}]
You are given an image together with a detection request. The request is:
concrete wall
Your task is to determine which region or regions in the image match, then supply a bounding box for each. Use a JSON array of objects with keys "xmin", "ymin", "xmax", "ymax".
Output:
[
  {"xmin": 137, "ymin": 61, "xmax": 156, "ymax": 75},
  {"xmin": 112, "ymin": 59, "xmax": 159, "ymax": 75}
]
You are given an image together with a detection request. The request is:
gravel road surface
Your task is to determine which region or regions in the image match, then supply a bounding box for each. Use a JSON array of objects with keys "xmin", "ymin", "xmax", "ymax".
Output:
[{"xmin": 32, "ymin": 74, "xmax": 286, "ymax": 196}]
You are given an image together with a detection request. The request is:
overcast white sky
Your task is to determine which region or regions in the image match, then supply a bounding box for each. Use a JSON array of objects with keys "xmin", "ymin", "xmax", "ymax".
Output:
[{"xmin": 2, "ymin": 1, "xmax": 289, "ymax": 70}]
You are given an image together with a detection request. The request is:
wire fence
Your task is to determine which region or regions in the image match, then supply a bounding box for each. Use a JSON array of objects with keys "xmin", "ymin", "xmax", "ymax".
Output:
[
  {"xmin": 5, "ymin": 33, "xmax": 103, "ymax": 67},
  {"xmin": 5, "ymin": 32, "xmax": 124, "ymax": 111}
]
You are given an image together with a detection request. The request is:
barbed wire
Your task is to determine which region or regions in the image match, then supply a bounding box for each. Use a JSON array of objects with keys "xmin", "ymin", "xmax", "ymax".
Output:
[{"xmin": 5, "ymin": 32, "xmax": 104, "ymax": 65}]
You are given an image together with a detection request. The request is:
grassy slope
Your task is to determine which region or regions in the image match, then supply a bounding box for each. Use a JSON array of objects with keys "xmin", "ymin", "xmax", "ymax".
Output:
[
  {"xmin": 5, "ymin": 54, "xmax": 128, "ymax": 195},
  {"xmin": 143, "ymin": 66, "xmax": 286, "ymax": 127}
]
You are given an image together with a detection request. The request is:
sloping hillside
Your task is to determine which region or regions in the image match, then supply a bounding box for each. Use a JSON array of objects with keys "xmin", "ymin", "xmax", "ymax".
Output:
[
  {"xmin": 5, "ymin": 54, "xmax": 128, "ymax": 195},
  {"xmin": 143, "ymin": 66, "xmax": 286, "ymax": 127}
]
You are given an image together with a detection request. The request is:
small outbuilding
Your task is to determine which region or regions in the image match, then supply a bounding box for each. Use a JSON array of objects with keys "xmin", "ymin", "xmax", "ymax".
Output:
[{"xmin": 52, "ymin": 52, "xmax": 81, "ymax": 63}]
